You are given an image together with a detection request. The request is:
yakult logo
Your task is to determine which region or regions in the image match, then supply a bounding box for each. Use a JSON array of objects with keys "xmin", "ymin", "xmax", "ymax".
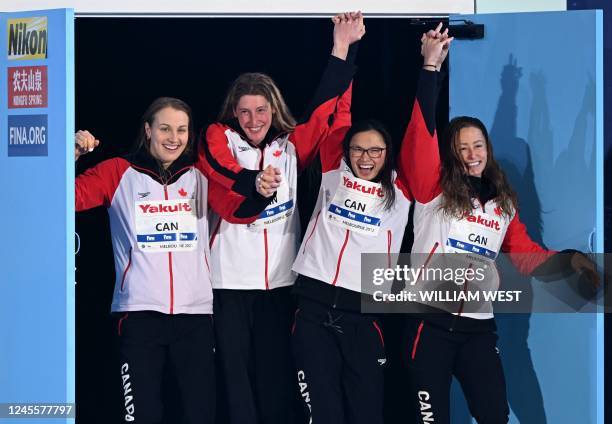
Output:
[
  {"xmin": 138, "ymin": 202, "xmax": 192, "ymax": 214},
  {"xmin": 464, "ymin": 214, "xmax": 500, "ymax": 231},
  {"xmin": 342, "ymin": 176, "xmax": 384, "ymax": 198}
]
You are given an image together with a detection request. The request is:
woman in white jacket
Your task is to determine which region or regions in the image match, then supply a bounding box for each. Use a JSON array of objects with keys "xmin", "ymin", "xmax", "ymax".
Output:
[
  {"xmin": 196, "ymin": 12, "xmax": 365, "ymax": 424},
  {"xmin": 74, "ymin": 97, "xmax": 275, "ymax": 424}
]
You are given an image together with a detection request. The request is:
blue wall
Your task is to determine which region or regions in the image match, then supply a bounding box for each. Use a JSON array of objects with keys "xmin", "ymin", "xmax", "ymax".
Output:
[{"xmin": 450, "ymin": 10, "xmax": 603, "ymax": 424}]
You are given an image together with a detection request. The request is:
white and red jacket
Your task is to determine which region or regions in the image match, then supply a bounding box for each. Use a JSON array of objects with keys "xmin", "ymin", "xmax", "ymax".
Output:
[
  {"xmin": 403, "ymin": 69, "xmax": 555, "ymax": 319},
  {"xmin": 76, "ymin": 151, "xmax": 258, "ymax": 314},
  {"xmin": 292, "ymin": 84, "xmax": 413, "ymax": 295},
  {"xmin": 196, "ymin": 55, "xmax": 357, "ymax": 290}
]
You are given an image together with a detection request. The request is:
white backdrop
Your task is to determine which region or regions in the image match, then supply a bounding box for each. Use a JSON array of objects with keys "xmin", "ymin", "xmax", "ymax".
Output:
[{"xmin": 2, "ymin": 0, "xmax": 474, "ymax": 16}]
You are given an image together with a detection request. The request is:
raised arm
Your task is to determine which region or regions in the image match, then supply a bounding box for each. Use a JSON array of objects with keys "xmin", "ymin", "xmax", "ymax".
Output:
[
  {"xmin": 74, "ymin": 131, "xmax": 129, "ymax": 211},
  {"xmin": 502, "ymin": 212, "xmax": 599, "ymax": 289},
  {"xmin": 319, "ymin": 81, "xmax": 352, "ymax": 173},
  {"xmin": 196, "ymin": 123, "xmax": 264, "ymax": 198},
  {"xmin": 399, "ymin": 24, "xmax": 452, "ymax": 203},
  {"xmin": 291, "ymin": 11, "xmax": 363, "ymax": 172},
  {"xmin": 74, "ymin": 129, "xmax": 100, "ymax": 161}
]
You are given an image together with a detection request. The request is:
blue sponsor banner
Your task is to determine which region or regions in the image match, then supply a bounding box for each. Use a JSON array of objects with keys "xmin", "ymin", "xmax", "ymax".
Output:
[
  {"xmin": 179, "ymin": 232, "xmax": 197, "ymax": 241},
  {"xmin": 8, "ymin": 113, "xmax": 48, "ymax": 156},
  {"xmin": 328, "ymin": 203, "xmax": 382, "ymax": 226},
  {"xmin": 446, "ymin": 238, "xmax": 497, "ymax": 259},
  {"xmin": 258, "ymin": 199, "xmax": 294, "ymax": 219},
  {"xmin": 0, "ymin": 8, "xmax": 74, "ymax": 422}
]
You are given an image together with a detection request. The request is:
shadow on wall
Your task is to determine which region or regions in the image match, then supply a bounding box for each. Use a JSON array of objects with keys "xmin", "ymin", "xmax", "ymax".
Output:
[
  {"xmin": 492, "ymin": 54, "xmax": 547, "ymax": 424},
  {"xmin": 489, "ymin": 52, "xmax": 595, "ymax": 423}
]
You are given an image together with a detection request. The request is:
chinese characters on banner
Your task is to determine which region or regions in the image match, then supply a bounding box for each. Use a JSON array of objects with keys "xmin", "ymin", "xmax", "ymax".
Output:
[{"xmin": 5, "ymin": 16, "xmax": 49, "ymax": 156}]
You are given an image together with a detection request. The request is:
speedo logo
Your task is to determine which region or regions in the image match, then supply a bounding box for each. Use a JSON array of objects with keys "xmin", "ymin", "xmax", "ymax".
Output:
[
  {"xmin": 8, "ymin": 17, "xmax": 48, "ymax": 60},
  {"xmin": 138, "ymin": 203, "xmax": 192, "ymax": 214},
  {"xmin": 342, "ymin": 176, "xmax": 384, "ymax": 198},
  {"xmin": 464, "ymin": 214, "xmax": 500, "ymax": 231},
  {"xmin": 237, "ymin": 146, "xmax": 250, "ymax": 152}
]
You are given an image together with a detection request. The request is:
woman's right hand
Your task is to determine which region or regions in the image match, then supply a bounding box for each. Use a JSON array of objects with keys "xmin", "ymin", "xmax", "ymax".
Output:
[
  {"xmin": 256, "ymin": 165, "xmax": 282, "ymax": 198},
  {"xmin": 331, "ymin": 11, "xmax": 365, "ymax": 61},
  {"xmin": 74, "ymin": 130, "xmax": 100, "ymax": 161}
]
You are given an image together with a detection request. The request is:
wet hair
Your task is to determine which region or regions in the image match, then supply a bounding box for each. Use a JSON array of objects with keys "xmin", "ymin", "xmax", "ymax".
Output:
[
  {"xmin": 440, "ymin": 116, "xmax": 517, "ymax": 217},
  {"xmin": 133, "ymin": 97, "xmax": 195, "ymax": 161},
  {"xmin": 218, "ymin": 73, "xmax": 296, "ymax": 133},
  {"xmin": 342, "ymin": 119, "xmax": 396, "ymax": 210}
]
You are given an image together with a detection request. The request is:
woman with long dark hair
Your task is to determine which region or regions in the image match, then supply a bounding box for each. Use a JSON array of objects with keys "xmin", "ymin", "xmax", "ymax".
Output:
[
  {"xmin": 403, "ymin": 26, "xmax": 599, "ymax": 424},
  {"xmin": 290, "ymin": 112, "xmax": 413, "ymax": 423},
  {"xmin": 74, "ymin": 97, "xmax": 276, "ymax": 424},
  {"xmin": 195, "ymin": 12, "xmax": 364, "ymax": 424},
  {"xmin": 288, "ymin": 24, "xmax": 442, "ymax": 417}
]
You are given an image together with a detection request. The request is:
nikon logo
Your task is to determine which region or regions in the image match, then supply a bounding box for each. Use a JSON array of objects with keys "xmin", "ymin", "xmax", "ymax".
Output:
[{"xmin": 8, "ymin": 17, "xmax": 48, "ymax": 60}]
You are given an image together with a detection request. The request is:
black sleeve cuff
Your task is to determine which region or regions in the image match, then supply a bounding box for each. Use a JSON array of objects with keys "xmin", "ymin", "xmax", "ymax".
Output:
[
  {"xmin": 416, "ymin": 68, "xmax": 440, "ymax": 137},
  {"xmin": 346, "ymin": 41, "xmax": 360, "ymax": 66},
  {"xmin": 531, "ymin": 249, "xmax": 579, "ymax": 281},
  {"xmin": 231, "ymin": 169, "xmax": 260, "ymax": 198},
  {"xmin": 234, "ymin": 191, "xmax": 276, "ymax": 219}
]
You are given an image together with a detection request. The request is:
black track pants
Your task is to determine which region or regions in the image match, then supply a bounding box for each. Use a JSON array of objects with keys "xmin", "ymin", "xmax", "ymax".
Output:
[
  {"xmin": 213, "ymin": 287, "xmax": 299, "ymax": 424},
  {"xmin": 404, "ymin": 316, "xmax": 509, "ymax": 424},
  {"xmin": 115, "ymin": 311, "xmax": 215, "ymax": 424},
  {"xmin": 292, "ymin": 298, "xmax": 386, "ymax": 424}
]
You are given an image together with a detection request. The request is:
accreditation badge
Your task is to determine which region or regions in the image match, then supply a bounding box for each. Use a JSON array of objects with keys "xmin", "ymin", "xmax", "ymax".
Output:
[
  {"xmin": 135, "ymin": 199, "xmax": 198, "ymax": 252},
  {"xmin": 248, "ymin": 172, "xmax": 294, "ymax": 230},
  {"xmin": 327, "ymin": 172, "xmax": 385, "ymax": 236},
  {"xmin": 445, "ymin": 210, "xmax": 504, "ymax": 260}
]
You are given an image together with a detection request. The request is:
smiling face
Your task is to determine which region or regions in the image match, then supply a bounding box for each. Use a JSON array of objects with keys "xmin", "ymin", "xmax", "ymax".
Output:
[
  {"xmin": 456, "ymin": 126, "xmax": 488, "ymax": 177},
  {"xmin": 234, "ymin": 94, "xmax": 273, "ymax": 145},
  {"xmin": 145, "ymin": 107, "xmax": 189, "ymax": 169},
  {"xmin": 348, "ymin": 129, "xmax": 387, "ymax": 181}
]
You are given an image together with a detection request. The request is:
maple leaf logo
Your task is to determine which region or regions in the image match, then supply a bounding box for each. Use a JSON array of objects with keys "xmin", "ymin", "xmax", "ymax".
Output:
[
  {"xmin": 273, "ymin": 150, "xmax": 282, "ymax": 157},
  {"xmin": 178, "ymin": 188, "xmax": 188, "ymax": 197},
  {"xmin": 494, "ymin": 207, "xmax": 502, "ymax": 216}
]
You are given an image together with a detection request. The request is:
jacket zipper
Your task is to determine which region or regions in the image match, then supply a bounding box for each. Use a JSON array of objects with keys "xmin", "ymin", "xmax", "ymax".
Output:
[
  {"xmin": 411, "ymin": 320, "xmax": 425, "ymax": 359},
  {"xmin": 373, "ymin": 321, "xmax": 385, "ymax": 348},
  {"xmin": 120, "ymin": 247, "xmax": 132, "ymax": 292},
  {"xmin": 331, "ymin": 230, "xmax": 350, "ymax": 287},
  {"xmin": 263, "ymin": 228, "xmax": 269, "ymax": 290},
  {"xmin": 450, "ymin": 263, "xmax": 473, "ymax": 331},
  {"xmin": 164, "ymin": 184, "xmax": 175, "ymax": 314},
  {"xmin": 302, "ymin": 211, "xmax": 321, "ymax": 255},
  {"xmin": 415, "ymin": 242, "xmax": 439, "ymax": 282}
]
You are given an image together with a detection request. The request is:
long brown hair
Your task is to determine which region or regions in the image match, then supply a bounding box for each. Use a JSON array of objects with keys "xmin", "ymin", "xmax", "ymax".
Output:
[
  {"xmin": 218, "ymin": 73, "xmax": 296, "ymax": 133},
  {"xmin": 133, "ymin": 97, "xmax": 195, "ymax": 160},
  {"xmin": 440, "ymin": 116, "xmax": 517, "ymax": 218}
]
